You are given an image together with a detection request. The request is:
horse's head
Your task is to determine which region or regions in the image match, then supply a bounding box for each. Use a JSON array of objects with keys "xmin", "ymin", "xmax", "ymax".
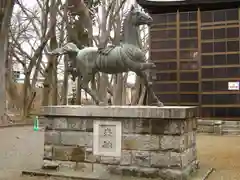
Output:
[
  {"xmin": 62, "ymin": 43, "xmax": 79, "ymax": 54},
  {"xmin": 130, "ymin": 4, "xmax": 153, "ymax": 26},
  {"xmin": 48, "ymin": 42, "xmax": 79, "ymax": 56}
]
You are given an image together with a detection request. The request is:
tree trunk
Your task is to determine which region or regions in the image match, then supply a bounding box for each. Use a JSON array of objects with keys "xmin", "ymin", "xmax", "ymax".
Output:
[
  {"xmin": 138, "ymin": 85, "xmax": 146, "ymax": 105},
  {"xmin": 51, "ymin": 56, "xmax": 58, "ymax": 105},
  {"xmin": 61, "ymin": 56, "xmax": 69, "ymax": 105},
  {"xmin": 42, "ymin": 0, "xmax": 58, "ymax": 106},
  {"xmin": 0, "ymin": 34, "xmax": 8, "ymax": 120},
  {"xmin": 109, "ymin": 0, "xmax": 126, "ymax": 105},
  {"xmin": 113, "ymin": 74, "xmax": 123, "ymax": 105},
  {"xmin": 0, "ymin": 0, "xmax": 14, "ymax": 121},
  {"xmin": 50, "ymin": 0, "xmax": 58, "ymax": 105},
  {"xmin": 59, "ymin": 3, "xmax": 68, "ymax": 105},
  {"xmin": 42, "ymin": 64, "xmax": 52, "ymax": 106},
  {"xmin": 131, "ymin": 76, "xmax": 141, "ymax": 105},
  {"xmin": 22, "ymin": 72, "xmax": 31, "ymax": 117},
  {"xmin": 98, "ymin": 73, "xmax": 108, "ymax": 104},
  {"xmin": 122, "ymin": 73, "xmax": 128, "ymax": 104},
  {"xmin": 76, "ymin": 77, "xmax": 82, "ymax": 105},
  {"xmin": 6, "ymin": 42, "xmax": 22, "ymax": 111}
]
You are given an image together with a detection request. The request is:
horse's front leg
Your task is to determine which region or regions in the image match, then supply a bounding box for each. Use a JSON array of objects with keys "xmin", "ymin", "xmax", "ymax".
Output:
[
  {"xmin": 71, "ymin": 68, "xmax": 78, "ymax": 81},
  {"xmin": 67, "ymin": 67, "xmax": 77, "ymax": 81},
  {"xmin": 136, "ymin": 71, "xmax": 164, "ymax": 107},
  {"xmin": 81, "ymin": 74, "xmax": 105, "ymax": 105}
]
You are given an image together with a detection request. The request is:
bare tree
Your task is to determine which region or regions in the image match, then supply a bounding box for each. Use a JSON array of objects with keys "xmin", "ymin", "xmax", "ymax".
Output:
[
  {"xmin": 63, "ymin": 0, "xmax": 100, "ymax": 105},
  {"xmin": 8, "ymin": 0, "xmax": 57, "ymax": 117},
  {"xmin": 42, "ymin": 0, "xmax": 60, "ymax": 106}
]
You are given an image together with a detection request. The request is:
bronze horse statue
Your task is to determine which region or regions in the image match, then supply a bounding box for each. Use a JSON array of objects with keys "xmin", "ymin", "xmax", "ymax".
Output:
[{"xmin": 48, "ymin": 4, "xmax": 163, "ymax": 106}]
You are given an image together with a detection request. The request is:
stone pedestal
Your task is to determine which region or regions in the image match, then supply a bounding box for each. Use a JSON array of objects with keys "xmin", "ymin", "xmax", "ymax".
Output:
[{"xmin": 41, "ymin": 105, "xmax": 198, "ymax": 180}]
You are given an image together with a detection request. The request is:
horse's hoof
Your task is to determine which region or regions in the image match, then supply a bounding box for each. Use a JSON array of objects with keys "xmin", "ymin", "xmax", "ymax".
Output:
[
  {"xmin": 148, "ymin": 82, "xmax": 153, "ymax": 86},
  {"xmin": 71, "ymin": 77, "xmax": 76, "ymax": 81},
  {"xmin": 151, "ymin": 63, "xmax": 156, "ymax": 68},
  {"xmin": 157, "ymin": 102, "xmax": 164, "ymax": 107},
  {"xmin": 98, "ymin": 102, "xmax": 106, "ymax": 106},
  {"xmin": 146, "ymin": 63, "xmax": 156, "ymax": 68}
]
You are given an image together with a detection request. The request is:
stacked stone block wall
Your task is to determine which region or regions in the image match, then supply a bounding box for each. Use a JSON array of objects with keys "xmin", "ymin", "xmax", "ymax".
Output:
[
  {"xmin": 41, "ymin": 106, "xmax": 198, "ymax": 180},
  {"xmin": 197, "ymin": 119, "xmax": 240, "ymax": 135}
]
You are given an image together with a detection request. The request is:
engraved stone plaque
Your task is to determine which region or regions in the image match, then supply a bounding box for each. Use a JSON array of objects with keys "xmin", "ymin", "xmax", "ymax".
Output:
[{"xmin": 93, "ymin": 120, "xmax": 122, "ymax": 157}]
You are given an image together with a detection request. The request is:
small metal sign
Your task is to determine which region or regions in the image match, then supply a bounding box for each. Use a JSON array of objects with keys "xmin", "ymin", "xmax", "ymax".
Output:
[
  {"xmin": 93, "ymin": 120, "xmax": 122, "ymax": 157},
  {"xmin": 228, "ymin": 82, "xmax": 239, "ymax": 90}
]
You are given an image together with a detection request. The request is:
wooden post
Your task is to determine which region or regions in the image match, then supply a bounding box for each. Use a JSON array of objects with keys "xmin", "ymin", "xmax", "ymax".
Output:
[
  {"xmin": 176, "ymin": 10, "xmax": 180, "ymax": 105},
  {"xmin": 197, "ymin": 8, "xmax": 202, "ymax": 117}
]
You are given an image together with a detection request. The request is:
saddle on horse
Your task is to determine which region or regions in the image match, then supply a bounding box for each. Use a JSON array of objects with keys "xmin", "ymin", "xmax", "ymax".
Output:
[{"xmin": 98, "ymin": 44, "xmax": 116, "ymax": 55}]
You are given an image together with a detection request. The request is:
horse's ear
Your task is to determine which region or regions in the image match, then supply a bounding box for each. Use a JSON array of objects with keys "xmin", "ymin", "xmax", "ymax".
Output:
[{"xmin": 130, "ymin": 4, "xmax": 135, "ymax": 11}]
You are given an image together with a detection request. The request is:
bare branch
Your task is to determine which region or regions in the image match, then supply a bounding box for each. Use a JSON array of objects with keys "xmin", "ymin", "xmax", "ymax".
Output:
[
  {"xmin": 10, "ymin": 51, "xmax": 27, "ymax": 72},
  {"xmin": 105, "ymin": 0, "xmax": 116, "ymax": 20}
]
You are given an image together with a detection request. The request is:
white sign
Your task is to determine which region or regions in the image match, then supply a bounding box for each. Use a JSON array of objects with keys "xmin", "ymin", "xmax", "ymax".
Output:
[
  {"xmin": 93, "ymin": 120, "xmax": 122, "ymax": 157},
  {"xmin": 228, "ymin": 82, "xmax": 239, "ymax": 90}
]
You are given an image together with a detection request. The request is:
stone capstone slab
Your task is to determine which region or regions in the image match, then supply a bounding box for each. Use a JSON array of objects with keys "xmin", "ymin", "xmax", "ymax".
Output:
[{"xmin": 40, "ymin": 105, "xmax": 198, "ymax": 119}]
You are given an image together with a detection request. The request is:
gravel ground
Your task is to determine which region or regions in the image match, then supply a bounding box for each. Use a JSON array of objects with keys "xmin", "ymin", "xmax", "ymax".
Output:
[
  {"xmin": 1, "ymin": 127, "xmax": 240, "ymax": 180},
  {"xmin": 0, "ymin": 127, "xmax": 43, "ymax": 180},
  {"xmin": 197, "ymin": 134, "xmax": 240, "ymax": 180}
]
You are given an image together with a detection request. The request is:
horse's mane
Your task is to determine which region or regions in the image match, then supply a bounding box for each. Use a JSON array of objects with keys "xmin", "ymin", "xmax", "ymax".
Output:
[
  {"xmin": 119, "ymin": 4, "xmax": 144, "ymax": 42},
  {"xmin": 120, "ymin": 8, "xmax": 131, "ymax": 37}
]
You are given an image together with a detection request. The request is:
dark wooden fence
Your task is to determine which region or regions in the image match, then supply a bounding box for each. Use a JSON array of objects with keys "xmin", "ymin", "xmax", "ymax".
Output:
[{"xmin": 149, "ymin": 8, "xmax": 240, "ymax": 120}]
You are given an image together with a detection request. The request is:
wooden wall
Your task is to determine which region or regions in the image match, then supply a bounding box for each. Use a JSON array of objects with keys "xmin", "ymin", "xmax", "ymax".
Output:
[{"xmin": 149, "ymin": 8, "xmax": 240, "ymax": 120}]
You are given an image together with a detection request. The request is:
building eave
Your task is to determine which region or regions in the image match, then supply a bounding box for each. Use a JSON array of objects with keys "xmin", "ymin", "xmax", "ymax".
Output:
[{"xmin": 137, "ymin": 0, "xmax": 240, "ymax": 13}]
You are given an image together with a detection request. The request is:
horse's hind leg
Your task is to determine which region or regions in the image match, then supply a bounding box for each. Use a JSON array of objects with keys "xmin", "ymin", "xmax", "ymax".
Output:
[
  {"xmin": 136, "ymin": 71, "xmax": 164, "ymax": 106},
  {"xmin": 81, "ymin": 74, "xmax": 104, "ymax": 105},
  {"xmin": 139, "ymin": 63, "xmax": 156, "ymax": 70}
]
